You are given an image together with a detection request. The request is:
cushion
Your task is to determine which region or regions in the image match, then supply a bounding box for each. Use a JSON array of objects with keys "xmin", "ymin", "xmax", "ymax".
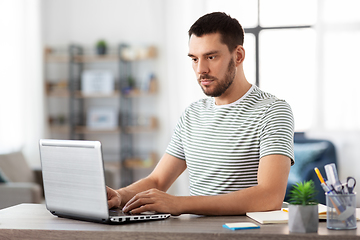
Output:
[
  {"xmin": 0, "ymin": 168, "xmax": 8, "ymax": 183},
  {"xmin": 0, "ymin": 151, "xmax": 35, "ymax": 183},
  {"xmin": 288, "ymin": 142, "xmax": 329, "ymax": 183}
]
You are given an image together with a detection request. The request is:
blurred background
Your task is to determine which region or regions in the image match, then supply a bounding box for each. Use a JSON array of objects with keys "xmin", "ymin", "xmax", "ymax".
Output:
[{"xmin": 1, "ymin": 0, "xmax": 360, "ymax": 204}]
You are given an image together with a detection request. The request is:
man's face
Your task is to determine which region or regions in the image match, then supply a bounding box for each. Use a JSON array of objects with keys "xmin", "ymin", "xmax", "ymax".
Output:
[{"xmin": 188, "ymin": 33, "xmax": 236, "ymax": 97}]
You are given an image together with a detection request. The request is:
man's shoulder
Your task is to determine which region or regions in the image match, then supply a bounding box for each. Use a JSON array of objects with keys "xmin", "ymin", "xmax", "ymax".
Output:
[
  {"xmin": 249, "ymin": 85, "xmax": 291, "ymax": 110},
  {"xmin": 250, "ymin": 85, "xmax": 277, "ymax": 102}
]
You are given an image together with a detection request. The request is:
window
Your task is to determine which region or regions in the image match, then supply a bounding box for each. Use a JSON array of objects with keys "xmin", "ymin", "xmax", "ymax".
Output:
[
  {"xmin": 205, "ymin": 0, "xmax": 360, "ymax": 131},
  {"xmin": 321, "ymin": 0, "xmax": 360, "ymax": 130},
  {"xmin": 260, "ymin": 28, "xmax": 316, "ymax": 130},
  {"xmin": 0, "ymin": 1, "xmax": 26, "ymax": 153},
  {"xmin": 207, "ymin": 0, "xmax": 317, "ymax": 131},
  {"xmin": 259, "ymin": 0, "xmax": 316, "ymax": 27},
  {"xmin": 206, "ymin": 0, "xmax": 258, "ymax": 28},
  {"xmin": 0, "ymin": 1, "xmax": 43, "ymax": 159}
]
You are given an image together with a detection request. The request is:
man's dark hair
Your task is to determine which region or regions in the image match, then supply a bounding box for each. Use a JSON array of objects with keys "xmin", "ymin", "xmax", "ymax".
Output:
[{"xmin": 188, "ymin": 12, "xmax": 244, "ymax": 52}]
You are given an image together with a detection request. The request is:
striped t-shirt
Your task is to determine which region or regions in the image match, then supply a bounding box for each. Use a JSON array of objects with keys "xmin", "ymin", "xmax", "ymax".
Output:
[{"xmin": 166, "ymin": 85, "xmax": 294, "ymax": 196}]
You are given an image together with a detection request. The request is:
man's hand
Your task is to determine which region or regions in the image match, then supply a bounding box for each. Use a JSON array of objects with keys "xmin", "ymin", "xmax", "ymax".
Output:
[
  {"xmin": 122, "ymin": 188, "xmax": 182, "ymax": 216},
  {"xmin": 107, "ymin": 186, "xmax": 122, "ymax": 209},
  {"xmin": 105, "ymin": 154, "xmax": 186, "ymax": 212}
]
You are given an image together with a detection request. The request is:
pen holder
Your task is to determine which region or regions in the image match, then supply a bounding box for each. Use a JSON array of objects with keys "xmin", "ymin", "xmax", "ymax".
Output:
[{"xmin": 326, "ymin": 193, "xmax": 357, "ymax": 230}]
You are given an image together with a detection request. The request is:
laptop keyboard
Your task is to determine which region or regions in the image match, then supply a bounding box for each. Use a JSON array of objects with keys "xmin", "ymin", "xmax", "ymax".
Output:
[
  {"xmin": 109, "ymin": 209, "xmax": 132, "ymax": 216},
  {"xmin": 109, "ymin": 209, "xmax": 158, "ymax": 216}
]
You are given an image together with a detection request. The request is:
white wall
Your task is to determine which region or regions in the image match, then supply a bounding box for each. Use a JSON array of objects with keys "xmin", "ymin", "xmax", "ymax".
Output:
[{"xmin": 43, "ymin": 0, "xmax": 165, "ymax": 46}]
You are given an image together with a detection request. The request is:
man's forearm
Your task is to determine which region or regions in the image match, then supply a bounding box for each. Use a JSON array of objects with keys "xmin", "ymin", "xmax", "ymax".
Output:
[
  {"xmin": 177, "ymin": 184, "xmax": 284, "ymax": 215},
  {"xmin": 117, "ymin": 176, "xmax": 159, "ymax": 208},
  {"xmin": 119, "ymin": 155, "xmax": 290, "ymax": 215},
  {"xmin": 177, "ymin": 155, "xmax": 290, "ymax": 215},
  {"xmin": 116, "ymin": 153, "xmax": 187, "ymax": 209}
]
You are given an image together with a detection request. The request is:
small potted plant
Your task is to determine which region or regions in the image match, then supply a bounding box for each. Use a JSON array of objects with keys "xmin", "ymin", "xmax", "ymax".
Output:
[
  {"xmin": 288, "ymin": 180, "xmax": 319, "ymax": 233},
  {"xmin": 96, "ymin": 40, "xmax": 107, "ymax": 55}
]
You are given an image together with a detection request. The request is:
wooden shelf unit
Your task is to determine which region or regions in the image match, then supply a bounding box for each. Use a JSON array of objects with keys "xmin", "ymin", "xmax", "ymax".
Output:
[{"xmin": 44, "ymin": 44, "xmax": 160, "ymax": 187}]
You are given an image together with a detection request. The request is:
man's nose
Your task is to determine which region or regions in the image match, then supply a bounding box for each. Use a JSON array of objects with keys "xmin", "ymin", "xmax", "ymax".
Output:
[{"xmin": 196, "ymin": 59, "xmax": 209, "ymax": 75}]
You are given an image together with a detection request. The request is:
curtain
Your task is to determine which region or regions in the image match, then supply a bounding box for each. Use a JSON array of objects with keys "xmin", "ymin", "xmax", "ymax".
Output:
[{"xmin": 0, "ymin": 0, "xmax": 44, "ymax": 166}]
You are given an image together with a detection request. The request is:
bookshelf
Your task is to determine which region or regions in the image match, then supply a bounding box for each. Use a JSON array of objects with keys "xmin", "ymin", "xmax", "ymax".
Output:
[{"xmin": 44, "ymin": 44, "xmax": 159, "ymax": 187}]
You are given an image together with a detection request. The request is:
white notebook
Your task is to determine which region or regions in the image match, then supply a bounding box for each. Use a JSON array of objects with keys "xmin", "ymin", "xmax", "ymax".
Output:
[
  {"xmin": 246, "ymin": 210, "xmax": 288, "ymax": 224},
  {"xmin": 246, "ymin": 204, "xmax": 329, "ymax": 224}
]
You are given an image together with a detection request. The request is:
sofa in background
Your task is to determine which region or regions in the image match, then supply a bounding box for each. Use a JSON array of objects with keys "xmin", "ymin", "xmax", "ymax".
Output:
[
  {"xmin": 0, "ymin": 151, "xmax": 119, "ymax": 209},
  {"xmin": 0, "ymin": 151, "xmax": 43, "ymax": 210},
  {"xmin": 284, "ymin": 132, "xmax": 338, "ymax": 205}
]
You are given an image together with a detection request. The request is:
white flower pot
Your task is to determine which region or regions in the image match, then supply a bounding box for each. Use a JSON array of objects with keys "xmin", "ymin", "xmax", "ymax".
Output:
[{"xmin": 288, "ymin": 204, "xmax": 318, "ymax": 233}]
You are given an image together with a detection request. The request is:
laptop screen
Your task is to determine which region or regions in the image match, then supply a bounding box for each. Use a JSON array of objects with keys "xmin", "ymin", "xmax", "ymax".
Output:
[{"xmin": 39, "ymin": 139, "xmax": 109, "ymax": 220}]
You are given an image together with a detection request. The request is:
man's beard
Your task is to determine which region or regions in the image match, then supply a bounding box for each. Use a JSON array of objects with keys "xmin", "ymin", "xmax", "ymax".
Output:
[{"xmin": 198, "ymin": 58, "xmax": 236, "ymax": 97}]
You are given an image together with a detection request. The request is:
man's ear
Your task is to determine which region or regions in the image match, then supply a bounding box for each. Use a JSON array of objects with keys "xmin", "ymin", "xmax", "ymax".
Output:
[{"xmin": 235, "ymin": 45, "xmax": 245, "ymax": 66}]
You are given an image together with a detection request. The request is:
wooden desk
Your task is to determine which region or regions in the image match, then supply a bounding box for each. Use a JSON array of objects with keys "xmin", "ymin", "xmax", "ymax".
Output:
[{"xmin": 0, "ymin": 204, "xmax": 359, "ymax": 240}]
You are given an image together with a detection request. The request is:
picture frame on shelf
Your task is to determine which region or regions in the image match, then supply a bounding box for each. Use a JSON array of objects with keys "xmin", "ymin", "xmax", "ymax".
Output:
[
  {"xmin": 81, "ymin": 70, "xmax": 114, "ymax": 95},
  {"xmin": 87, "ymin": 107, "xmax": 118, "ymax": 130}
]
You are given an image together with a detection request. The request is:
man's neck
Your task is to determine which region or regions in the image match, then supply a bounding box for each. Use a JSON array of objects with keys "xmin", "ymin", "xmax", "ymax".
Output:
[{"xmin": 214, "ymin": 78, "xmax": 252, "ymax": 106}]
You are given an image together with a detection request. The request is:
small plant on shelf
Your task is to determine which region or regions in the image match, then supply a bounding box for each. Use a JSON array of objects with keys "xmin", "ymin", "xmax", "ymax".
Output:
[{"xmin": 96, "ymin": 40, "xmax": 107, "ymax": 55}]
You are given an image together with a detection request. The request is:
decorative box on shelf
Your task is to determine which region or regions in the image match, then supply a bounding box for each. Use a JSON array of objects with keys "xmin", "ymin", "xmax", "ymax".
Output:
[
  {"xmin": 87, "ymin": 107, "xmax": 118, "ymax": 130},
  {"xmin": 81, "ymin": 70, "xmax": 114, "ymax": 96}
]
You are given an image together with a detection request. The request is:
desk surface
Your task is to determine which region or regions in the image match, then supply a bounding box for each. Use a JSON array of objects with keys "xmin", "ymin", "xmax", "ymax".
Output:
[{"xmin": 0, "ymin": 204, "xmax": 360, "ymax": 240}]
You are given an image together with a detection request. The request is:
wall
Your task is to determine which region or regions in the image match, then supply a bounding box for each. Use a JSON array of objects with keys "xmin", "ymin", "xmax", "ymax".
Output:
[{"xmin": 43, "ymin": 0, "xmax": 165, "ymax": 45}]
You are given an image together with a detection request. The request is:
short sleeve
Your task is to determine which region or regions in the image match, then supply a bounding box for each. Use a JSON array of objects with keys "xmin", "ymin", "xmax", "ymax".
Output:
[
  {"xmin": 259, "ymin": 100, "xmax": 295, "ymax": 165},
  {"xmin": 165, "ymin": 111, "xmax": 186, "ymax": 160}
]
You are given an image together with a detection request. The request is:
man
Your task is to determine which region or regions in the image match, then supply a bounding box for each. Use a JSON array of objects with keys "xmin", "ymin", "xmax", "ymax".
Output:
[{"xmin": 107, "ymin": 12, "xmax": 294, "ymax": 216}]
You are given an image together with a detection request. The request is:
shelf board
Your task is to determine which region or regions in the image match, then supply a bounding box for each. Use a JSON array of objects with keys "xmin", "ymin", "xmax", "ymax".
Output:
[
  {"xmin": 73, "ymin": 126, "xmax": 157, "ymax": 134},
  {"xmin": 45, "ymin": 54, "xmax": 157, "ymax": 63},
  {"xmin": 45, "ymin": 54, "xmax": 119, "ymax": 63},
  {"xmin": 124, "ymin": 117, "xmax": 157, "ymax": 133},
  {"xmin": 46, "ymin": 90, "xmax": 123, "ymax": 98},
  {"xmin": 44, "ymin": 45, "xmax": 157, "ymax": 63},
  {"xmin": 75, "ymin": 126, "xmax": 121, "ymax": 134},
  {"xmin": 123, "ymin": 152, "xmax": 157, "ymax": 169},
  {"xmin": 47, "ymin": 89, "xmax": 70, "ymax": 97},
  {"xmin": 46, "ymin": 90, "xmax": 156, "ymax": 98},
  {"xmin": 49, "ymin": 125, "xmax": 69, "ymax": 133},
  {"xmin": 49, "ymin": 121, "xmax": 157, "ymax": 135},
  {"xmin": 45, "ymin": 55, "xmax": 70, "ymax": 63},
  {"xmin": 72, "ymin": 54, "xmax": 119, "ymax": 63},
  {"xmin": 75, "ymin": 91, "xmax": 120, "ymax": 98},
  {"xmin": 123, "ymin": 90, "xmax": 157, "ymax": 98},
  {"xmin": 124, "ymin": 126, "xmax": 157, "ymax": 134}
]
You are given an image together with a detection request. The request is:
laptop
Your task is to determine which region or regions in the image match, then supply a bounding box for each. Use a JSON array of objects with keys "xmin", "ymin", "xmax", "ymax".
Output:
[{"xmin": 39, "ymin": 139, "xmax": 170, "ymax": 224}]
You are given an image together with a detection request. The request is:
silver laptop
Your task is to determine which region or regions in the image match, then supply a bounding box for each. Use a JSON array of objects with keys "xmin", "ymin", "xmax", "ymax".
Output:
[{"xmin": 39, "ymin": 139, "xmax": 170, "ymax": 224}]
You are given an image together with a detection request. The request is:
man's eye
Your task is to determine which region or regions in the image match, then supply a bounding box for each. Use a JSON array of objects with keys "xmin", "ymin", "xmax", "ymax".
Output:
[
  {"xmin": 192, "ymin": 58, "xmax": 198, "ymax": 63},
  {"xmin": 208, "ymin": 56, "xmax": 216, "ymax": 60}
]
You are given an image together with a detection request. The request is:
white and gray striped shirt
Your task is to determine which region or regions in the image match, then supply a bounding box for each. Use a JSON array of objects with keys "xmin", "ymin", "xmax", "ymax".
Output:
[{"xmin": 166, "ymin": 85, "xmax": 294, "ymax": 196}]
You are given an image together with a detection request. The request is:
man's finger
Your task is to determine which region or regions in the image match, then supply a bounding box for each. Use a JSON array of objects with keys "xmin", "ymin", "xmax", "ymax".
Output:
[{"xmin": 123, "ymin": 196, "xmax": 154, "ymax": 212}]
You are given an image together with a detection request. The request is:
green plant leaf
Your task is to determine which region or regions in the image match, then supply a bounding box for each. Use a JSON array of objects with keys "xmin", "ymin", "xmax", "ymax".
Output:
[
  {"xmin": 288, "ymin": 180, "xmax": 318, "ymax": 205},
  {"xmin": 96, "ymin": 40, "xmax": 107, "ymax": 47}
]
